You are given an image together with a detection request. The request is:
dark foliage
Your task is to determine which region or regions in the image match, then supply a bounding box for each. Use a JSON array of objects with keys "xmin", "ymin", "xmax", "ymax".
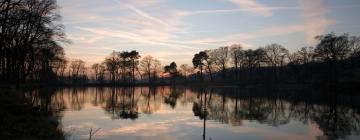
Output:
[{"xmin": 0, "ymin": 0, "xmax": 68, "ymax": 86}]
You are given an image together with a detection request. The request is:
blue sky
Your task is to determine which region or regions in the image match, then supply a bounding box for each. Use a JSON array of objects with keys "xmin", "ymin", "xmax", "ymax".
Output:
[{"xmin": 58, "ymin": 0, "xmax": 360, "ymax": 65}]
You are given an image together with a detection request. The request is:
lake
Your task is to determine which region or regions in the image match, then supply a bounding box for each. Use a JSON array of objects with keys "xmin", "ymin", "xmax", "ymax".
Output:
[{"xmin": 23, "ymin": 86, "xmax": 360, "ymax": 140}]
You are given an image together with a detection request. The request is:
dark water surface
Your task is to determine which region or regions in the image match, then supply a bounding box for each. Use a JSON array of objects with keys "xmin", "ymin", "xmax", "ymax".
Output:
[{"xmin": 24, "ymin": 87, "xmax": 360, "ymax": 140}]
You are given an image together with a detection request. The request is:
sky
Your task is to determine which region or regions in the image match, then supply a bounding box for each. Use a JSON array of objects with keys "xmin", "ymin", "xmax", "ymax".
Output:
[{"xmin": 58, "ymin": 0, "xmax": 360, "ymax": 65}]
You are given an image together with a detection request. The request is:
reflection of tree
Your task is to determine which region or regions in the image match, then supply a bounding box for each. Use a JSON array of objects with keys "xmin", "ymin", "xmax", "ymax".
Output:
[
  {"xmin": 119, "ymin": 88, "xmax": 139, "ymax": 119},
  {"xmin": 230, "ymin": 90, "xmax": 243, "ymax": 126},
  {"xmin": 143, "ymin": 87, "xmax": 153, "ymax": 114},
  {"xmin": 91, "ymin": 87, "xmax": 105, "ymax": 106},
  {"xmin": 140, "ymin": 87, "xmax": 161, "ymax": 114},
  {"xmin": 191, "ymin": 89, "xmax": 209, "ymax": 140},
  {"xmin": 23, "ymin": 86, "xmax": 360, "ymax": 140},
  {"xmin": 102, "ymin": 88, "xmax": 139, "ymax": 120},
  {"xmin": 190, "ymin": 87, "xmax": 360, "ymax": 139},
  {"xmin": 192, "ymin": 91, "xmax": 208, "ymax": 119},
  {"xmin": 312, "ymin": 94, "xmax": 360, "ymax": 140},
  {"xmin": 6, "ymin": 88, "xmax": 66, "ymax": 139},
  {"xmin": 68, "ymin": 88, "xmax": 86, "ymax": 110},
  {"xmin": 163, "ymin": 87, "xmax": 184, "ymax": 109},
  {"xmin": 25, "ymin": 88, "xmax": 66, "ymax": 116},
  {"xmin": 103, "ymin": 88, "xmax": 119, "ymax": 119}
]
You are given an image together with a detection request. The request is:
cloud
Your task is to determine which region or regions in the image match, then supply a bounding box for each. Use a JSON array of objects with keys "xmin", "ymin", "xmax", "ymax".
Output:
[
  {"xmin": 226, "ymin": 0, "xmax": 273, "ymax": 16},
  {"xmin": 299, "ymin": 0, "xmax": 328, "ymax": 18},
  {"xmin": 298, "ymin": 0, "xmax": 335, "ymax": 43},
  {"xmin": 303, "ymin": 19, "xmax": 336, "ymax": 43},
  {"xmin": 75, "ymin": 27, "xmax": 203, "ymax": 50},
  {"xmin": 98, "ymin": 117, "xmax": 193, "ymax": 137},
  {"xmin": 176, "ymin": 6, "xmax": 298, "ymax": 17},
  {"xmin": 141, "ymin": 51, "xmax": 196, "ymax": 64},
  {"xmin": 61, "ymin": 0, "xmax": 261, "ymax": 65},
  {"xmin": 60, "ymin": 0, "xmax": 347, "ymax": 65},
  {"xmin": 191, "ymin": 20, "xmax": 335, "ymax": 48},
  {"xmin": 124, "ymin": 0, "xmax": 160, "ymax": 7},
  {"xmin": 196, "ymin": 0, "xmax": 335, "ymax": 45},
  {"xmin": 256, "ymin": 19, "xmax": 335, "ymax": 38},
  {"xmin": 124, "ymin": 4, "xmax": 171, "ymax": 27},
  {"xmin": 67, "ymin": 34, "xmax": 104, "ymax": 44}
]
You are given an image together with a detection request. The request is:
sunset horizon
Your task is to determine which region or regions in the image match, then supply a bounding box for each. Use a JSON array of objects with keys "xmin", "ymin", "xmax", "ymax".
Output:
[
  {"xmin": 1, "ymin": 0, "xmax": 360, "ymax": 140},
  {"xmin": 60, "ymin": 0, "xmax": 360, "ymax": 65}
]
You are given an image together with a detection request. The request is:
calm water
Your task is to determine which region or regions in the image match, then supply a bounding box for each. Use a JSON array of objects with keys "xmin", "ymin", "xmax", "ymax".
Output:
[{"xmin": 25, "ymin": 87, "xmax": 360, "ymax": 140}]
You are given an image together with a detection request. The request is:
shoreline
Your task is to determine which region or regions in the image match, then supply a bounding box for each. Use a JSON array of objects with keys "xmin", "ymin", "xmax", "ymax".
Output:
[{"xmin": 1, "ymin": 81, "xmax": 359, "ymax": 91}]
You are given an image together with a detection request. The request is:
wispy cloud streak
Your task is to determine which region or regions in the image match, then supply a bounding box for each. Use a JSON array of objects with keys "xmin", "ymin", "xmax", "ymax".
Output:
[
  {"xmin": 177, "ymin": 6, "xmax": 299, "ymax": 16},
  {"xmin": 76, "ymin": 27, "xmax": 204, "ymax": 50},
  {"xmin": 123, "ymin": 4, "xmax": 171, "ymax": 27},
  {"xmin": 226, "ymin": 0, "xmax": 273, "ymax": 16}
]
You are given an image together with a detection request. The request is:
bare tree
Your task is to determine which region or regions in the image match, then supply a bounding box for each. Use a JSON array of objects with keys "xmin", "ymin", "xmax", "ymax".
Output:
[
  {"xmin": 98, "ymin": 63, "xmax": 106, "ymax": 82},
  {"xmin": 244, "ymin": 49, "xmax": 266, "ymax": 69},
  {"xmin": 204, "ymin": 50, "xmax": 215, "ymax": 81},
  {"xmin": 152, "ymin": 59, "xmax": 161, "ymax": 82},
  {"xmin": 230, "ymin": 44, "xmax": 244, "ymax": 80},
  {"xmin": 211, "ymin": 47, "xmax": 229, "ymax": 80},
  {"xmin": 91, "ymin": 63, "xmax": 101, "ymax": 81},
  {"xmin": 349, "ymin": 36, "xmax": 360, "ymax": 58},
  {"xmin": 315, "ymin": 33, "xmax": 351, "ymax": 61},
  {"xmin": 314, "ymin": 33, "xmax": 351, "ymax": 83},
  {"xmin": 264, "ymin": 43, "xmax": 289, "ymax": 67},
  {"xmin": 287, "ymin": 52, "xmax": 302, "ymax": 65},
  {"xmin": 179, "ymin": 64, "xmax": 194, "ymax": 81},
  {"xmin": 140, "ymin": 55, "xmax": 155, "ymax": 82},
  {"xmin": 104, "ymin": 51, "xmax": 119, "ymax": 82},
  {"xmin": 298, "ymin": 46, "xmax": 314, "ymax": 64},
  {"xmin": 69, "ymin": 59, "xmax": 86, "ymax": 83},
  {"xmin": 58, "ymin": 58, "xmax": 68, "ymax": 79}
]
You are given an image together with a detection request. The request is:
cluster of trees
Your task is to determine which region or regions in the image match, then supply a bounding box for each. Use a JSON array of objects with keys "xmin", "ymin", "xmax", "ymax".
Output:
[
  {"xmin": 89, "ymin": 51, "xmax": 194, "ymax": 84},
  {"xmin": 1, "ymin": 0, "xmax": 358, "ymax": 86},
  {"xmin": 27, "ymin": 32, "xmax": 360, "ymax": 85},
  {"xmin": 0, "ymin": 0, "xmax": 68, "ymax": 85},
  {"xmin": 90, "ymin": 50, "xmax": 147, "ymax": 84},
  {"xmin": 85, "ymin": 31, "xmax": 360, "ymax": 85},
  {"xmin": 191, "ymin": 33, "xmax": 360, "ymax": 84}
]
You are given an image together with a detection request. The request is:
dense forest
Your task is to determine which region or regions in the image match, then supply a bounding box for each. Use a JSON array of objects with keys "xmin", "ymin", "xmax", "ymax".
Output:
[{"xmin": 1, "ymin": 0, "xmax": 360, "ymax": 87}]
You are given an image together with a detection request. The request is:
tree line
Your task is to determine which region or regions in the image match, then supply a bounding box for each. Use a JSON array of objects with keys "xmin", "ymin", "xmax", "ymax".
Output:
[
  {"xmin": 0, "ymin": 0, "xmax": 68, "ymax": 86},
  {"xmin": 193, "ymin": 33, "xmax": 360, "ymax": 85},
  {"xmin": 1, "ymin": 1, "xmax": 359, "ymax": 86},
  {"xmin": 83, "ymin": 33, "xmax": 360, "ymax": 85}
]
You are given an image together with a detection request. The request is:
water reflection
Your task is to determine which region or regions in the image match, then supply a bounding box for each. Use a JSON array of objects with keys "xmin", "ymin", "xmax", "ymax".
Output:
[{"xmin": 23, "ymin": 87, "xmax": 360, "ymax": 140}]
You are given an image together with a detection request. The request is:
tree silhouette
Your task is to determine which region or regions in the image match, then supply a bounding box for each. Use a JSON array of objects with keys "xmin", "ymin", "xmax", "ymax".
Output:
[
  {"xmin": 230, "ymin": 44, "xmax": 244, "ymax": 81},
  {"xmin": 140, "ymin": 55, "xmax": 161, "ymax": 83},
  {"xmin": 163, "ymin": 62, "xmax": 178, "ymax": 83},
  {"xmin": 69, "ymin": 59, "xmax": 86, "ymax": 83},
  {"xmin": 211, "ymin": 47, "xmax": 229, "ymax": 81},
  {"xmin": 0, "ymin": 0, "xmax": 68, "ymax": 85},
  {"xmin": 315, "ymin": 33, "xmax": 351, "ymax": 62},
  {"xmin": 192, "ymin": 51, "xmax": 206, "ymax": 81}
]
